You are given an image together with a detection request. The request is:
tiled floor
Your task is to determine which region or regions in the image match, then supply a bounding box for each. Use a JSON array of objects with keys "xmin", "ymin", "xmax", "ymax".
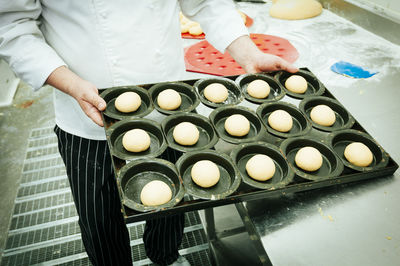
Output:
[{"xmin": 1, "ymin": 126, "xmax": 214, "ymax": 266}]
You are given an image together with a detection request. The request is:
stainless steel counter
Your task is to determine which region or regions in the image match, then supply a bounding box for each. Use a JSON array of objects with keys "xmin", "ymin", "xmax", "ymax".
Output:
[
  {"xmin": 182, "ymin": 2, "xmax": 400, "ymax": 265},
  {"xmin": 234, "ymin": 2, "xmax": 400, "ymax": 266}
]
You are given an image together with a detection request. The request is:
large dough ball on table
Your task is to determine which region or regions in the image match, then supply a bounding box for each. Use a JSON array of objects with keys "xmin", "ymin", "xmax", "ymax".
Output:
[
  {"xmin": 191, "ymin": 160, "xmax": 220, "ymax": 188},
  {"xmin": 157, "ymin": 89, "xmax": 182, "ymax": 110},
  {"xmin": 295, "ymin": 146, "xmax": 323, "ymax": 171},
  {"xmin": 115, "ymin": 92, "xmax": 142, "ymax": 113},
  {"xmin": 247, "ymin": 79, "xmax": 270, "ymax": 99},
  {"xmin": 310, "ymin": 105, "xmax": 336, "ymax": 126},
  {"xmin": 268, "ymin": 110, "xmax": 293, "ymax": 132},
  {"xmin": 140, "ymin": 180, "xmax": 172, "ymax": 206},
  {"xmin": 285, "ymin": 75, "xmax": 308, "ymax": 94},
  {"xmin": 344, "ymin": 142, "xmax": 373, "ymax": 167},
  {"xmin": 224, "ymin": 114, "xmax": 250, "ymax": 137},
  {"xmin": 246, "ymin": 154, "xmax": 276, "ymax": 181},
  {"xmin": 173, "ymin": 122, "xmax": 199, "ymax": 146},
  {"xmin": 204, "ymin": 83, "xmax": 228, "ymax": 103},
  {"xmin": 270, "ymin": 0, "xmax": 323, "ymax": 20},
  {"xmin": 122, "ymin": 129, "xmax": 151, "ymax": 152}
]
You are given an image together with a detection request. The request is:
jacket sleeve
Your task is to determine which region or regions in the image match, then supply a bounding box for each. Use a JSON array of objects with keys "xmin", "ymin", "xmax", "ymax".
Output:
[
  {"xmin": 0, "ymin": 0, "xmax": 66, "ymax": 90},
  {"xmin": 179, "ymin": 0, "xmax": 249, "ymax": 52}
]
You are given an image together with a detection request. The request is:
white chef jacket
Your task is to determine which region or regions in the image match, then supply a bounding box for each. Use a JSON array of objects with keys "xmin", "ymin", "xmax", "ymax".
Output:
[{"xmin": 0, "ymin": 0, "xmax": 248, "ymax": 140}]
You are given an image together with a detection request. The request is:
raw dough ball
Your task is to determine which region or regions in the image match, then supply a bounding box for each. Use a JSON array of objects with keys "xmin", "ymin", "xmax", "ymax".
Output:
[
  {"xmin": 295, "ymin": 146, "xmax": 323, "ymax": 171},
  {"xmin": 189, "ymin": 24, "xmax": 203, "ymax": 36},
  {"xmin": 157, "ymin": 89, "xmax": 182, "ymax": 110},
  {"xmin": 173, "ymin": 122, "xmax": 199, "ymax": 146},
  {"xmin": 204, "ymin": 83, "xmax": 228, "ymax": 103},
  {"xmin": 179, "ymin": 12, "xmax": 204, "ymax": 35},
  {"xmin": 181, "ymin": 23, "xmax": 190, "ymax": 33},
  {"xmin": 191, "ymin": 160, "xmax": 220, "ymax": 188},
  {"xmin": 310, "ymin": 105, "xmax": 336, "ymax": 126},
  {"xmin": 285, "ymin": 75, "xmax": 308, "ymax": 94},
  {"xmin": 268, "ymin": 110, "xmax": 293, "ymax": 132},
  {"xmin": 247, "ymin": 79, "xmax": 270, "ymax": 99},
  {"xmin": 115, "ymin": 92, "xmax": 141, "ymax": 113},
  {"xmin": 140, "ymin": 180, "xmax": 172, "ymax": 206},
  {"xmin": 224, "ymin": 114, "xmax": 250, "ymax": 137},
  {"xmin": 246, "ymin": 154, "xmax": 276, "ymax": 181},
  {"xmin": 122, "ymin": 129, "xmax": 151, "ymax": 152},
  {"xmin": 344, "ymin": 142, "xmax": 373, "ymax": 167},
  {"xmin": 270, "ymin": 0, "xmax": 323, "ymax": 20},
  {"xmin": 237, "ymin": 10, "xmax": 247, "ymax": 24}
]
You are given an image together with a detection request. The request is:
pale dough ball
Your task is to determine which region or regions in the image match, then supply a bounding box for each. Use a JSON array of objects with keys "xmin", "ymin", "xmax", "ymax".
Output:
[
  {"xmin": 122, "ymin": 129, "xmax": 151, "ymax": 152},
  {"xmin": 173, "ymin": 122, "xmax": 199, "ymax": 146},
  {"xmin": 247, "ymin": 79, "xmax": 270, "ymax": 99},
  {"xmin": 189, "ymin": 25, "xmax": 203, "ymax": 36},
  {"xmin": 224, "ymin": 114, "xmax": 250, "ymax": 137},
  {"xmin": 285, "ymin": 75, "xmax": 308, "ymax": 94},
  {"xmin": 344, "ymin": 142, "xmax": 373, "ymax": 167},
  {"xmin": 295, "ymin": 146, "xmax": 323, "ymax": 171},
  {"xmin": 246, "ymin": 154, "xmax": 276, "ymax": 181},
  {"xmin": 268, "ymin": 110, "xmax": 293, "ymax": 132},
  {"xmin": 185, "ymin": 21, "xmax": 199, "ymax": 28},
  {"xmin": 270, "ymin": 0, "xmax": 323, "ymax": 20},
  {"xmin": 179, "ymin": 12, "xmax": 187, "ymax": 23},
  {"xmin": 140, "ymin": 180, "xmax": 172, "ymax": 206},
  {"xmin": 191, "ymin": 160, "xmax": 220, "ymax": 188},
  {"xmin": 181, "ymin": 24, "xmax": 190, "ymax": 33},
  {"xmin": 310, "ymin": 105, "xmax": 336, "ymax": 126},
  {"xmin": 115, "ymin": 92, "xmax": 141, "ymax": 113},
  {"xmin": 237, "ymin": 10, "xmax": 247, "ymax": 24},
  {"xmin": 157, "ymin": 89, "xmax": 182, "ymax": 110},
  {"xmin": 204, "ymin": 83, "xmax": 228, "ymax": 103}
]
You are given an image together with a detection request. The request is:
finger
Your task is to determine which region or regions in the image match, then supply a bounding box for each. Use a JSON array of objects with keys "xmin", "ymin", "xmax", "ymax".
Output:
[
  {"xmin": 276, "ymin": 58, "xmax": 299, "ymax": 73},
  {"xmin": 244, "ymin": 64, "xmax": 257, "ymax": 74},
  {"xmin": 85, "ymin": 103, "xmax": 104, "ymax": 127},
  {"xmin": 84, "ymin": 89, "xmax": 106, "ymax": 111}
]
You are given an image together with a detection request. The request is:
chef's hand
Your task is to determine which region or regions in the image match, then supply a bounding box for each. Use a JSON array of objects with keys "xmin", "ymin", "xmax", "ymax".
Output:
[
  {"xmin": 46, "ymin": 66, "xmax": 106, "ymax": 127},
  {"xmin": 227, "ymin": 35, "xmax": 298, "ymax": 74}
]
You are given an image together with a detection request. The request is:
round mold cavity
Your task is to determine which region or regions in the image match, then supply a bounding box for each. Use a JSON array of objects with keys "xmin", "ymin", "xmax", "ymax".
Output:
[
  {"xmin": 328, "ymin": 129, "xmax": 389, "ymax": 172},
  {"xmin": 209, "ymin": 106, "xmax": 263, "ymax": 144},
  {"xmin": 108, "ymin": 118, "xmax": 167, "ymax": 160},
  {"xmin": 299, "ymin": 96, "xmax": 355, "ymax": 132},
  {"xmin": 280, "ymin": 137, "xmax": 344, "ymax": 181},
  {"xmin": 275, "ymin": 69, "xmax": 325, "ymax": 99},
  {"xmin": 230, "ymin": 142, "xmax": 294, "ymax": 190},
  {"xmin": 256, "ymin": 101, "xmax": 312, "ymax": 138},
  {"xmin": 148, "ymin": 82, "xmax": 200, "ymax": 115},
  {"xmin": 175, "ymin": 149, "xmax": 241, "ymax": 200},
  {"xmin": 161, "ymin": 113, "xmax": 219, "ymax": 153},
  {"xmin": 119, "ymin": 158, "xmax": 184, "ymax": 212},
  {"xmin": 100, "ymin": 86, "xmax": 153, "ymax": 120},
  {"xmin": 193, "ymin": 77, "xmax": 243, "ymax": 108},
  {"xmin": 235, "ymin": 73, "xmax": 285, "ymax": 104}
]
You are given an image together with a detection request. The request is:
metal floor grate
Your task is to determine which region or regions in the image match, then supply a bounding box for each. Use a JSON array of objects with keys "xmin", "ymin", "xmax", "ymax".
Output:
[{"xmin": 1, "ymin": 126, "xmax": 212, "ymax": 266}]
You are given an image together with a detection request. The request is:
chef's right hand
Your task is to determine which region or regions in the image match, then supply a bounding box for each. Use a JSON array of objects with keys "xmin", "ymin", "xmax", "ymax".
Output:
[{"xmin": 46, "ymin": 66, "xmax": 106, "ymax": 127}]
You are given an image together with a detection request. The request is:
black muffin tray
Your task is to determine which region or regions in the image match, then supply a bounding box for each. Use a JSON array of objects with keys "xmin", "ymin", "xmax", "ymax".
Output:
[{"xmin": 100, "ymin": 68, "xmax": 398, "ymax": 223}]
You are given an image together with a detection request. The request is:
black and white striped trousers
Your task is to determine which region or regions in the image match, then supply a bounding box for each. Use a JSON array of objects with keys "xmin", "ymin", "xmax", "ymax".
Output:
[{"xmin": 54, "ymin": 125, "xmax": 185, "ymax": 266}]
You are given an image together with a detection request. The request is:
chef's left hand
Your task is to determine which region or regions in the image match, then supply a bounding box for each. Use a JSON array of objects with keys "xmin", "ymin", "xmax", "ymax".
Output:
[{"xmin": 227, "ymin": 35, "xmax": 298, "ymax": 74}]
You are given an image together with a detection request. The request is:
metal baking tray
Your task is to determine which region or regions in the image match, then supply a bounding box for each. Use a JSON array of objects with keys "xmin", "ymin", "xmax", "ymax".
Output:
[{"xmin": 100, "ymin": 68, "xmax": 398, "ymax": 223}]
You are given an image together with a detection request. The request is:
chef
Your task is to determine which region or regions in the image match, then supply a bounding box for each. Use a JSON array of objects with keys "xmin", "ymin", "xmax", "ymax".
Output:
[{"xmin": 0, "ymin": 0, "xmax": 297, "ymax": 265}]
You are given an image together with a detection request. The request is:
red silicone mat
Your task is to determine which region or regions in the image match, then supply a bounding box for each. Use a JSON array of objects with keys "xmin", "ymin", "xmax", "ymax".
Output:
[
  {"xmin": 181, "ymin": 14, "xmax": 253, "ymax": 40},
  {"xmin": 184, "ymin": 33, "xmax": 299, "ymax": 76}
]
